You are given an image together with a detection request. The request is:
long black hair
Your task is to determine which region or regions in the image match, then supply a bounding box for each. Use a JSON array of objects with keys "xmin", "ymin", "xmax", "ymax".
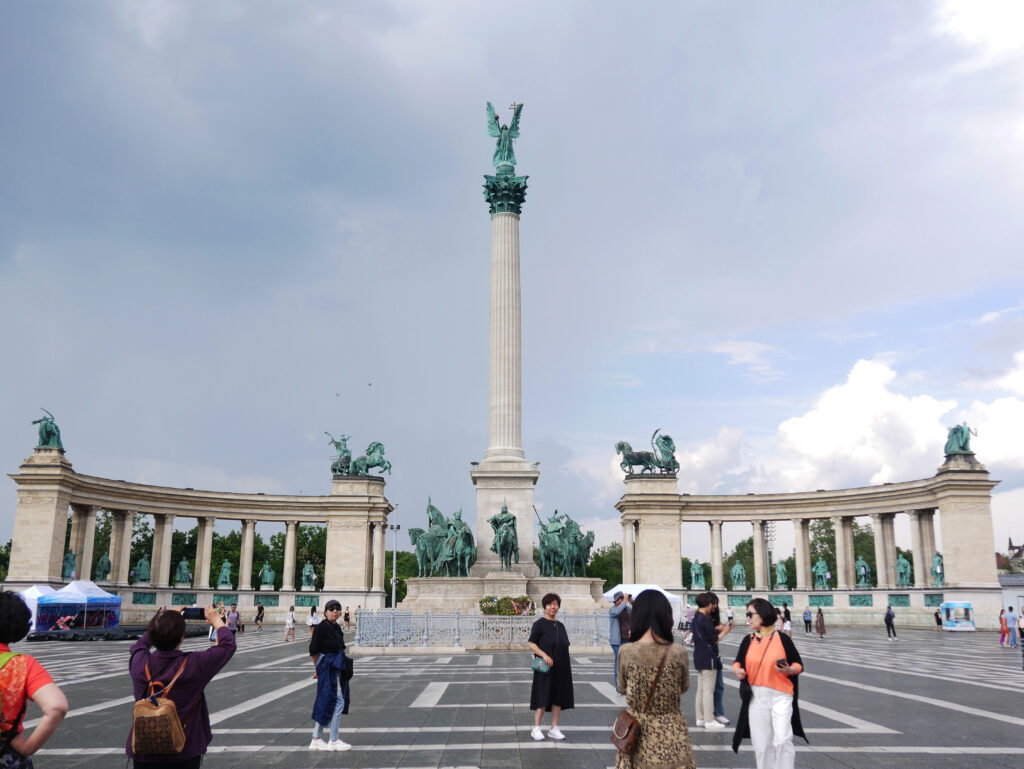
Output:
[{"xmin": 629, "ymin": 590, "xmax": 674, "ymax": 644}]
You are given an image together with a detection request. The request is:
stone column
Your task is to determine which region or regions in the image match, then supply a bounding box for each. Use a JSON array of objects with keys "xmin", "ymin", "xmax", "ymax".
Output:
[
  {"xmin": 908, "ymin": 510, "xmax": 927, "ymax": 587},
  {"xmin": 709, "ymin": 521, "xmax": 725, "ymax": 591},
  {"xmin": 149, "ymin": 515, "xmax": 165, "ymax": 585},
  {"xmin": 833, "ymin": 516, "xmax": 850, "ymax": 590},
  {"xmin": 282, "ymin": 521, "xmax": 298, "ymax": 591},
  {"xmin": 622, "ymin": 520, "xmax": 635, "ymax": 583},
  {"xmin": 882, "ymin": 514, "xmax": 898, "ymax": 588},
  {"xmin": 793, "ymin": 518, "xmax": 810, "ymax": 591},
  {"xmin": 752, "ymin": 520, "xmax": 767, "ymax": 591},
  {"xmin": 616, "ymin": 476, "xmax": 683, "ymax": 589},
  {"xmin": 195, "ymin": 517, "xmax": 214, "ymax": 589},
  {"xmin": 371, "ymin": 523, "xmax": 385, "ymax": 591},
  {"xmin": 920, "ymin": 509, "xmax": 936, "ymax": 563},
  {"xmin": 935, "ymin": 463, "xmax": 999, "ymax": 587},
  {"xmin": 68, "ymin": 505, "xmax": 85, "ymax": 565},
  {"xmin": 78, "ymin": 505, "xmax": 98, "ymax": 581},
  {"xmin": 153, "ymin": 514, "xmax": 175, "ymax": 588},
  {"xmin": 239, "ymin": 519, "xmax": 256, "ymax": 591},
  {"xmin": 870, "ymin": 514, "xmax": 888, "ymax": 588},
  {"xmin": 6, "ymin": 448, "xmax": 75, "ymax": 587},
  {"xmin": 109, "ymin": 510, "xmax": 133, "ymax": 585}
]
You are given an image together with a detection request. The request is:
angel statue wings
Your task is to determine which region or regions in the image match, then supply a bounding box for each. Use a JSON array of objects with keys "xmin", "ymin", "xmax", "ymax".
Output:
[{"xmin": 487, "ymin": 101, "xmax": 523, "ymax": 173}]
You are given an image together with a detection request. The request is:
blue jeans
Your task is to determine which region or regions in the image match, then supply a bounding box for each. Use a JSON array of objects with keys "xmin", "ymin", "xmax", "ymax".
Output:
[
  {"xmin": 312, "ymin": 679, "xmax": 346, "ymax": 743},
  {"xmin": 1010, "ymin": 627, "xmax": 1019, "ymax": 648},
  {"xmin": 713, "ymin": 665, "xmax": 725, "ymax": 718},
  {"xmin": 611, "ymin": 644, "xmax": 620, "ymax": 686}
]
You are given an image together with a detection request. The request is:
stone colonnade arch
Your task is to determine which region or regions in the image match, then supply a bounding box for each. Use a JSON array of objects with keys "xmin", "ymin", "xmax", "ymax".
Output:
[
  {"xmin": 616, "ymin": 455, "xmax": 1000, "ymax": 627},
  {"xmin": 5, "ymin": 447, "xmax": 392, "ymax": 622}
]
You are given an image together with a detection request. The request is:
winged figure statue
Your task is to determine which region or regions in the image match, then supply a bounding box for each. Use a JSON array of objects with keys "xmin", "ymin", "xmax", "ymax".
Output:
[{"xmin": 486, "ymin": 101, "xmax": 523, "ymax": 173}]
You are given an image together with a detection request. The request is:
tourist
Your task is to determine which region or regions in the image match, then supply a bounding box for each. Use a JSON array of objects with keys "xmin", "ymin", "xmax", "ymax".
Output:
[
  {"xmin": 226, "ymin": 604, "xmax": 240, "ymax": 635},
  {"xmin": 284, "ymin": 606, "xmax": 296, "ymax": 642},
  {"xmin": 127, "ymin": 605, "xmax": 236, "ymax": 768},
  {"xmin": 1008, "ymin": 607, "xmax": 1019, "ymax": 648},
  {"xmin": 307, "ymin": 606, "xmax": 320, "ymax": 637},
  {"xmin": 255, "ymin": 602, "xmax": 264, "ymax": 631},
  {"xmin": 0, "ymin": 591, "xmax": 68, "ymax": 761},
  {"xmin": 999, "ymin": 609, "xmax": 1008, "ymax": 646},
  {"xmin": 815, "ymin": 608, "xmax": 826, "ymax": 639},
  {"xmin": 884, "ymin": 605, "xmax": 897, "ymax": 640},
  {"xmin": 709, "ymin": 599, "xmax": 734, "ymax": 726},
  {"xmin": 1016, "ymin": 607, "xmax": 1024, "ymax": 646},
  {"xmin": 527, "ymin": 593, "xmax": 574, "ymax": 741},
  {"xmin": 614, "ymin": 590, "xmax": 696, "ymax": 769},
  {"xmin": 731, "ymin": 597, "xmax": 806, "ymax": 769},
  {"xmin": 934, "ymin": 608, "xmax": 943, "ymax": 630},
  {"xmin": 781, "ymin": 604, "xmax": 792, "ymax": 636},
  {"xmin": 726, "ymin": 605, "xmax": 734, "ymax": 624},
  {"xmin": 685, "ymin": 603, "xmax": 695, "ymax": 630},
  {"xmin": 802, "ymin": 606, "xmax": 812, "ymax": 635},
  {"xmin": 308, "ymin": 600, "xmax": 350, "ymax": 751},
  {"xmin": 343, "ymin": 606, "xmax": 351, "ymax": 630},
  {"xmin": 692, "ymin": 592, "xmax": 730, "ymax": 730},
  {"xmin": 609, "ymin": 591, "xmax": 631, "ymax": 686}
]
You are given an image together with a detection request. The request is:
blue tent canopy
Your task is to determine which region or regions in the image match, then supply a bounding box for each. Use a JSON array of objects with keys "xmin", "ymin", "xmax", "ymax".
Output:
[{"xmin": 36, "ymin": 580, "xmax": 121, "ymax": 631}]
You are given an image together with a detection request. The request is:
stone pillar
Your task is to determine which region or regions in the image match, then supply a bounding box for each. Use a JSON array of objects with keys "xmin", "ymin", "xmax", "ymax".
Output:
[
  {"xmin": 371, "ymin": 523, "xmax": 385, "ymax": 591},
  {"xmin": 195, "ymin": 517, "xmax": 214, "ymax": 589},
  {"xmin": 109, "ymin": 510, "xmax": 133, "ymax": 585},
  {"xmin": 149, "ymin": 515, "xmax": 165, "ymax": 585},
  {"xmin": 752, "ymin": 520, "xmax": 767, "ymax": 591},
  {"xmin": 470, "ymin": 465, "xmax": 540, "ymax": 576},
  {"xmin": 282, "ymin": 521, "xmax": 298, "ymax": 591},
  {"xmin": 920, "ymin": 509, "xmax": 936, "ymax": 563},
  {"xmin": 793, "ymin": 518, "xmax": 810, "ymax": 591},
  {"xmin": 73, "ymin": 504, "xmax": 98, "ymax": 581},
  {"xmin": 709, "ymin": 521, "xmax": 725, "ymax": 590},
  {"xmin": 882, "ymin": 514, "xmax": 898, "ymax": 588},
  {"xmin": 622, "ymin": 520, "xmax": 635, "ymax": 583},
  {"xmin": 68, "ymin": 504, "xmax": 86, "ymax": 572},
  {"xmin": 324, "ymin": 476, "xmax": 392, "ymax": 607},
  {"xmin": 833, "ymin": 516, "xmax": 850, "ymax": 590},
  {"xmin": 7, "ymin": 448, "xmax": 75, "ymax": 587},
  {"xmin": 908, "ymin": 510, "xmax": 927, "ymax": 587},
  {"xmin": 154, "ymin": 514, "xmax": 175, "ymax": 588},
  {"xmin": 616, "ymin": 476, "xmax": 682, "ymax": 590},
  {"xmin": 871, "ymin": 514, "xmax": 888, "ymax": 588},
  {"xmin": 934, "ymin": 463, "xmax": 999, "ymax": 587},
  {"xmin": 239, "ymin": 519, "xmax": 256, "ymax": 590}
]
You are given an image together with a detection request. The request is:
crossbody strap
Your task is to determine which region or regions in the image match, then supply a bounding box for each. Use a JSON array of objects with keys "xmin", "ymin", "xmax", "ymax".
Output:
[
  {"xmin": 641, "ymin": 647, "xmax": 669, "ymax": 714},
  {"xmin": 144, "ymin": 657, "xmax": 188, "ymax": 699}
]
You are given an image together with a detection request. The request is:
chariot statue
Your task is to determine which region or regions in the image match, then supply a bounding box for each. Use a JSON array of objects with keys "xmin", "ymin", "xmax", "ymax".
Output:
[
  {"xmin": 615, "ymin": 429, "xmax": 679, "ymax": 475},
  {"xmin": 32, "ymin": 409, "xmax": 63, "ymax": 450},
  {"xmin": 326, "ymin": 432, "xmax": 352, "ymax": 475},
  {"xmin": 349, "ymin": 441, "xmax": 392, "ymax": 476}
]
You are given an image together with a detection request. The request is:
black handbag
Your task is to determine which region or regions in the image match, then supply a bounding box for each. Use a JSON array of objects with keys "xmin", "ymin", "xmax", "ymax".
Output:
[{"xmin": 339, "ymin": 653, "xmax": 354, "ymax": 682}]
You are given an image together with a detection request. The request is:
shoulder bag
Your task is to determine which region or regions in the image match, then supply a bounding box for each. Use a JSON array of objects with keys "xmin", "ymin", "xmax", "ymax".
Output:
[
  {"xmin": 531, "ymin": 620, "xmax": 558, "ymax": 674},
  {"xmin": 131, "ymin": 658, "xmax": 196, "ymax": 755},
  {"xmin": 610, "ymin": 645, "xmax": 669, "ymax": 755}
]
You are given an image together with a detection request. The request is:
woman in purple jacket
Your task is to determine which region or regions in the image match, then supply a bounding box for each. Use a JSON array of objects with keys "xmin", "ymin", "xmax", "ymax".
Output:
[{"xmin": 127, "ymin": 605, "xmax": 236, "ymax": 768}]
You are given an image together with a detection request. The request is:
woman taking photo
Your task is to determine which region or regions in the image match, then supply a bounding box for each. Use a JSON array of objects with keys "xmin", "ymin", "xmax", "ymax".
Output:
[
  {"xmin": 127, "ymin": 605, "xmax": 236, "ymax": 768},
  {"xmin": 615, "ymin": 590, "xmax": 695, "ymax": 769},
  {"xmin": 527, "ymin": 593, "xmax": 573, "ymax": 741},
  {"xmin": 731, "ymin": 597, "xmax": 806, "ymax": 769}
]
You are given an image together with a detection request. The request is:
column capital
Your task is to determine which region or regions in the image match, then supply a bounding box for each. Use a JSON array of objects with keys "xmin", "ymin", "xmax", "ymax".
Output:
[{"xmin": 484, "ymin": 174, "xmax": 528, "ymax": 215}]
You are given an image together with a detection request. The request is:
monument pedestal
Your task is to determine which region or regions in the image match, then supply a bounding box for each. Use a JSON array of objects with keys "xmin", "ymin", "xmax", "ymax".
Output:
[
  {"xmin": 174, "ymin": 582, "xmax": 190, "ymax": 589},
  {"xmin": 301, "ymin": 586, "xmax": 316, "ymax": 592},
  {"xmin": 402, "ymin": 573, "xmax": 604, "ymax": 613},
  {"xmin": 259, "ymin": 585, "xmax": 274, "ymax": 591},
  {"xmin": 470, "ymin": 460, "xmax": 540, "ymax": 578}
]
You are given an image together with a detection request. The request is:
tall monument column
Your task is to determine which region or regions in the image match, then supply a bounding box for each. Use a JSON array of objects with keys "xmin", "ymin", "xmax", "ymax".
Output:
[{"xmin": 471, "ymin": 101, "xmax": 539, "ymax": 576}]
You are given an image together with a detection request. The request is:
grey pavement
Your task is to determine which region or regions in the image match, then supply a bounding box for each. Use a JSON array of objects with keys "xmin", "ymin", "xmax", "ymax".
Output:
[{"xmin": 11, "ymin": 624, "xmax": 1024, "ymax": 768}]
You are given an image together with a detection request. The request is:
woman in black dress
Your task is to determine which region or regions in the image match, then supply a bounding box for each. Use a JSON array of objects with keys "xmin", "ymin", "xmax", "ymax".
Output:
[{"xmin": 527, "ymin": 592, "xmax": 574, "ymax": 741}]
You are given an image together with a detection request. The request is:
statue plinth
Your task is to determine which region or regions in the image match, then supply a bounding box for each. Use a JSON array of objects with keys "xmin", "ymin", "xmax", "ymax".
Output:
[
  {"xmin": 774, "ymin": 584, "xmax": 788, "ymax": 591},
  {"xmin": 259, "ymin": 585, "xmax": 275, "ymax": 592},
  {"xmin": 174, "ymin": 582, "xmax": 191, "ymax": 589},
  {"xmin": 301, "ymin": 585, "xmax": 316, "ymax": 592},
  {"xmin": 217, "ymin": 583, "xmax": 233, "ymax": 590},
  {"xmin": 133, "ymin": 581, "xmax": 151, "ymax": 588},
  {"xmin": 938, "ymin": 453, "xmax": 987, "ymax": 473},
  {"xmin": 732, "ymin": 584, "xmax": 746, "ymax": 592}
]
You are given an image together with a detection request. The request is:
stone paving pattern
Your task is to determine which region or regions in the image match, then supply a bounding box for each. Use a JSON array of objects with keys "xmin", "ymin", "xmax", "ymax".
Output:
[{"xmin": 11, "ymin": 624, "xmax": 1024, "ymax": 768}]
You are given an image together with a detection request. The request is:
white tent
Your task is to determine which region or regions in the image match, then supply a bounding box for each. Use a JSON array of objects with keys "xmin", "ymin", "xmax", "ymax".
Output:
[
  {"xmin": 36, "ymin": 580, "xmax": 121, "ymax": 631},
  {"xmin": 18, "ymin": 585, "xmax": 56, "ymax": 630},
  {"xmin": 602, "ymin": 584, "xmax": 683, "ymax": 627}
]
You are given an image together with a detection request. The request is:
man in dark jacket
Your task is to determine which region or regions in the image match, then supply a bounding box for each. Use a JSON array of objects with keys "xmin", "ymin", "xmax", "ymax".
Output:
[
  {"xmin": 608, "ymin": 591, "xmax": 631, "ymax": 686},
  {"xmin": 308, "ymin": 600, "xmax": 350, "ymax": 752}
]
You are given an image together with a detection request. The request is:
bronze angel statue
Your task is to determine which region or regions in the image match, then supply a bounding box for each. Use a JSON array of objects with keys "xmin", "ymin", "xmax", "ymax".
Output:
[{"xmin": 487, "ymin": 101, "xmax": 523, "ymax": 173}]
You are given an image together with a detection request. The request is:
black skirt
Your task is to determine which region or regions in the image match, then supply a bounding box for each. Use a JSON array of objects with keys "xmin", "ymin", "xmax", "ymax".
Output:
[{"xmin": 528, "ymin": 618, "xmax": 574, "ymax": 711}]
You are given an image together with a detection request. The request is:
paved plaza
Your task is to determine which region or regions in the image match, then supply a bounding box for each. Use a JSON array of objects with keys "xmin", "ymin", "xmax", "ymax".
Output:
[{"xmin": 12, "ymin": 626, "xmax": 1024, "ymax": 768}]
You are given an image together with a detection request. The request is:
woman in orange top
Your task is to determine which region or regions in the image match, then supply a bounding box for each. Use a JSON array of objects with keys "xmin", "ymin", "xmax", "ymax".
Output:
[
  {"xmin": 999, "ymin": 609, "xmax": 1008, "ymax": 646},
  {"xmin": 731, "ymin": 598, "xmax": 807, "ymax": 769}
]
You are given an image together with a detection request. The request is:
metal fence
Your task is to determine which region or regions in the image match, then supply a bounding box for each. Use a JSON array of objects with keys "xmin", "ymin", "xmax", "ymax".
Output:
[{"xmin": 353, "ymin": 609, "xmax": 610, "ymax": 649}]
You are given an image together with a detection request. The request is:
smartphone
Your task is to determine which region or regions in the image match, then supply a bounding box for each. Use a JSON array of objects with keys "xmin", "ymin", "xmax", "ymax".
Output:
[
  {"xmin": 775, "ymin": 658, "xmax": 788, "ymax": 668},
  {"xmin": 182, "ymin": 607, "xmax": 206, "ymax": 620}
]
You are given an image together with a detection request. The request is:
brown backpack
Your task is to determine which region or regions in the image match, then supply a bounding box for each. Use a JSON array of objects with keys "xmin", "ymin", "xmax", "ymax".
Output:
[{"xmin": 132, "ymin": 658, "xmax": 191, "ymax": 755}]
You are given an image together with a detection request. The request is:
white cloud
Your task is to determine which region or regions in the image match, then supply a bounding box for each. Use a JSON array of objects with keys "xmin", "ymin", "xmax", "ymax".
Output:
[
  {"xmin": 706, "ymin": 341, "xmax": 783, "ymax": 382},
  {"xmin": 934, "ymin": 0, "xmax": 1024, "ymax": 61},
  {"xmin": 985, "ymin": 350, "xmax": 1024, "ymax": 396},
  {"xmin": 963, "ymin": 396, "xmax": 1024, "ymax": 469}
]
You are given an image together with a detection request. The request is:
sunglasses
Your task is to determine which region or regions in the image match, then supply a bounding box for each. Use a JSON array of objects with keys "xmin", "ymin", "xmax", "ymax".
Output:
[{"xmin": 745, "ymin": 612, "xmax": 755, "ymax": 618}]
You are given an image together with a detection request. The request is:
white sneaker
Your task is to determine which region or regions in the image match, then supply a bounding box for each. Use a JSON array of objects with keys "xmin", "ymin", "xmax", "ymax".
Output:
[
  {"xmin": 695, "ymin": 719, "xmax": 705, "ymax": 727},
  {"xmin": 531, "ymin": 726, "xmax": 545, "ymax": 741},
  {"xmin": 326, "ymin": 740, "xmax": 352, "ymax": 751},
  {"xmin": 548, "ymin": 727, "xmax": 565, "ymax": 740},
  {"xmin": 715, "ymin": 715, "xmax": 730, "ymax": 725},
  {"xmin": 309, "ymin": 738, "xmax": 327, "ymax": 750},
  {"xmin": 704, "ymin": 721, "xmax": 726, "ymax": 731}
]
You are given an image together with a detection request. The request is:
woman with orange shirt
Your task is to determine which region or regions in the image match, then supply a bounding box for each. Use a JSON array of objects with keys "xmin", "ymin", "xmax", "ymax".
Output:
[{"xmin": 731, "ymin": 598, "xmax": 807, "ymax": 769}]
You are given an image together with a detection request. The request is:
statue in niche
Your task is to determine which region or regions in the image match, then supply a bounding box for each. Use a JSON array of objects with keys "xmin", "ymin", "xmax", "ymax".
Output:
[
  {"xmin": 690, "ymin": 561, "xmax": 706, "ymax": 590},
  {"xmin": 301, "ymin": 561, "xmax": 316, "ymax": 588},
  {"xmin": 62, "ymin": 550, "xmax": 81, "ymax": 580},
  {"xmin": 488, "ymin": 501, "xmax": 519, "ymax": 571},
  {"xmin": 896, "ymin": 553, "xmax": 913, "ymax": 587},
  {"xmin": 217, "ymin": 560, "xmax": 232, "ymax": 586},
  {"xmin": 32, "ymin": 409, "xmax": 64, "ymax": 450},
  {"xmin": 174, "ymin": 558, "xmax": 191, "ymax": 584},
  {"xmin": 812, "ymin": 557, "xmax": 831, "ymax": 589},
  {"xmin": 487, "ymin": 101, "xmax": 523, "ymax": 173},
  {"xmin": 730, "ymin": 560, "xmax": 746, "ymax": 588},
  {"xmin": 134, "ymin": 555, "xmax": 151, "ymax": 583},
  {"xmin": 95, "ymin": 552, "xmax": 111, "ymax": 581},
  {"xmin": 930, "ymin": 551, "xmax": 944, "ymax": 587},
  {"xmin": 258, "ymin": 561, "xmax": 275, "ymax": 587},
  {"xmin": 855, "ymin": 555, "xmax": 871, "ymax": 587},
  {"xmin": 775, "ymin": 561, "xmax": 788, "ymax": 588},
  {"xmin": 944, "ymin": 422, "xmax": 976, "ymax": 455},
  {"xmin": 326, "ymin": 432, "xmax": 352, "ymax": 476}
]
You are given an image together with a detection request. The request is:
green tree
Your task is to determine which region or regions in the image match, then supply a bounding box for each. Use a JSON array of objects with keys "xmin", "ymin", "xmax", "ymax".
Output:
[
  {"xmin": 587, "ymin": 542, "xmax": 622, "ymax": 592},
  {"xmin": 0, "ymin": 539, "xmax": 11, "ymax": 583},
  {"xmin": 384, "ymin": 550, "xmax": 419, "ymax": 607}
]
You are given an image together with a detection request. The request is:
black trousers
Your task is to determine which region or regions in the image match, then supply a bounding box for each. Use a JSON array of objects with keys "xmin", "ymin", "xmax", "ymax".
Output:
[
  {"xmin": 803, "ymin": 619, "xmax": 812, "ymax": 633},
  {"xmin": 134, "ymin": 757, "xmax": 203, "ymax": 769},
  {"xmin": 885, "ymin": 622, "xmax": 897, "ymax": 638}
]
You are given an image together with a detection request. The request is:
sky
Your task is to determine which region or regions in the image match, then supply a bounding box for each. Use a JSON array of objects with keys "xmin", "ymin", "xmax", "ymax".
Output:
[{"xmin": 2, "ymin": 0, "xmax": 1024, "ymax": 565}]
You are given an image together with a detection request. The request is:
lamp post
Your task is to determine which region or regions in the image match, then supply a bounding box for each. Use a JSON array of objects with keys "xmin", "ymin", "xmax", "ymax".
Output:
[
  {"xmin": 765, "ymin": 522, "xmax": 776, "ymax": 590},
  {"xmin": 387, "ymin": 520, "xmax": 400, "ymax": 647}
]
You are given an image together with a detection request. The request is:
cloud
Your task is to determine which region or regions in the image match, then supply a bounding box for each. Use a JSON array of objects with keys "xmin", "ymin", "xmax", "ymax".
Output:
[
  {"xmin": 933, "ymin": 0, "xmax": 1024, "ymax": 62},
  {"xmin": 706, "ymin": 341, "xmax": 783, "ymax": 382},
  {"xmin": 984, "ymin": 350, "xmax": 1024, "ymax": 396}
]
